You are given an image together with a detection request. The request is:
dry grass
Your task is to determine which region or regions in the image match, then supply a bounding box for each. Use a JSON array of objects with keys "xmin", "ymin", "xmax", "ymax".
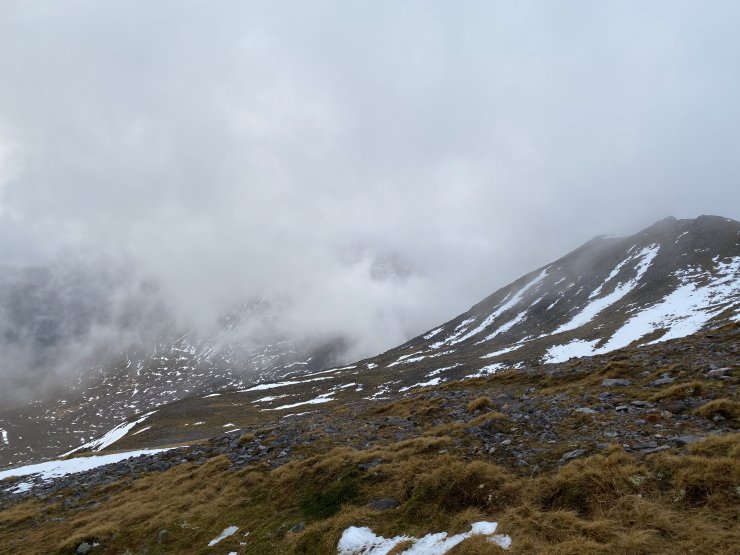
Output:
[
  {"xmin": 2, "ymin": 433, "xmax": 738, "ymax": 554},
  {"xmin": 650, "ymin": 380, "xmax": 710, "ymax": 401},
  {"xmin": 238, "ymin": 432, "xmax": 256, "ymax": 444},
  {"xmin": 467, "ymin": 396, "xmax": 492, "ymax": 413},
  {"xmin": 694, "ymin": 398, "xmax": 740, "ymax": 422},
  {"xmin": 468, "ymin": 411, "xmax": 508, "ymax": 427}
]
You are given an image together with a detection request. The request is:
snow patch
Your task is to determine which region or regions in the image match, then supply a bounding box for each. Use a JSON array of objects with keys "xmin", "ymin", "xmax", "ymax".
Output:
[
  {"xmin": 469, "ymin": 363, "xmax": 508, "ymax": 378},
  {"xmin": 428, "ymin": 317, "xmax": 476, "ymax": 349},
  {"xmin": 337, "ymin": 521, "xmax": 511, "ymax": 554},
  {"xmin": 399, "ymin": 377, "xmax": 442, "ymax": 392},
  {"xmin": 479, "ymin": 309, "xmax": 528, "ymax": 343},
  {"xmin": 423, "ymin": 326, "xmax": 443, "ymax": 339},
  {"xmin": 239, "ymin": 376, "xmax": 331, "ymax": 392},
  {"xmin": 63, "ymin": 411, "xmax": 156, "ymax": 455},
  {"xmin": 601, "ymin": 256, "xmax": 740, "ymax": 350},
  {"xmin": 266, "ymin": 392, "xmax": 334, "ymax": 411},
  {"xmin": 553, "ymin": 245, "xmax": 660, "ymax": 335},
  {"xmin": 208, "ymin": 526, "xmax": 239, "ymax": 546},
  {"xmin": 388, "ymin": 350, "xmax": 454, "ymax": 367},
  {"xmin": 452, "ymin": 269, "xmax": 548, "ymax": 346},
  {"xmin": 253, "ymin": 394, "xmax": 289, "ymax": 403},
  {"xmin": 426, "ymin": 363, "xmax": 461, "ymax": 377},
  {"xmin": 0, "ymin": 448, "xmax": 173, "ymax": 493},
  {"xmin": 481, "ymin": 343, "xmax": 525, "ymax": 359},
  {"xmin": 544, "ymin": 339, "xmax": 600, "ymax": 363},
  {"xmin": 544, "ymin": 255, "xmax": 740, "ymax": 362}
]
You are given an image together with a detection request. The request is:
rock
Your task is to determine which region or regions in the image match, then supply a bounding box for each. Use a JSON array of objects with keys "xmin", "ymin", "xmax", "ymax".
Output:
[
  {"xmin": 383, "ymin": 417, "xmax": 414, "ymax": 429},
  {"xmin": 358, "ymin": 459, "xmax": 383, "ymax": 472},
  {"xmin": 640, "ymin": 445, "xmax": 670, "ymax": 455},
  {"xmin": 602, "ymin": 379, "xmax": 631, "ymax": 387},
  {"xmin": 289, "ymin": 522, "xmax": 306, "ymax": 533},
  {"xmin": 561, "ymin": 449, "xmax": 587, "ymax": 461},
  {"xmin": 673, "ymin": 435, "xmax": 704, "ymax": 446},
  {"xmin": 367, "ymin": 498, "xmax": 400, "ymax": 511},
  {"xmin": 76, "ymin": 543, "xmax": 92, "ymax": 554},
  {"xmin": 156, "ymin": 529, "xmax": 168, "ymax": 544},
  {"xmin": 651, "ymin": 374, "xmax": 675, "ymax": 386},
  {"xmin": 706, "ymin": 368, "xmax": 730, "ymax": 378},
  {"xmin": 630, "ymin": 400, "xmax": 653, "ymax": 408},
  {"xmin": 638, "ymin": 370, "xmax": 651, "ymax": 378},
  {"xmin": 615, "ymin": 405, "xmax": 629, "ymax": 412},
  {"xmin": 575, "ymin": 408, "xmax": 597, "ymax": 414}
]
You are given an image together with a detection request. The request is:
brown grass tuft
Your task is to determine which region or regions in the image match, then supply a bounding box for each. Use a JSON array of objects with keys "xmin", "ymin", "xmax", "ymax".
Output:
[
  {"xmin": 467, "ymin": 396, "xmax": 492, "ymax": 413},
  {"xmin": 651, "ymin": 381, "xmax": 709, "ymax": 401},
  {"xmin": 694, "ymin": 398, "xmax": 740, "ymax": 422}
]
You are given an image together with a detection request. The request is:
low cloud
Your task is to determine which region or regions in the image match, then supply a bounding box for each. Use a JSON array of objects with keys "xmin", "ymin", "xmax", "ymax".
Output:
[{"xmin": 0, "ymin": 1, "xmax": 738, "ymax": 400}]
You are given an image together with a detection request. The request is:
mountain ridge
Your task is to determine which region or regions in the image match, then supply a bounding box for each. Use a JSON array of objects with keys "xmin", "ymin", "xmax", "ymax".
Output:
[
  {"xmin": 8, "ymin": 214, "xmax": 734, "ymax": 461},
  {"xmin": 0, "ymin": 215, "xmax": 737, "ymax": 467}
]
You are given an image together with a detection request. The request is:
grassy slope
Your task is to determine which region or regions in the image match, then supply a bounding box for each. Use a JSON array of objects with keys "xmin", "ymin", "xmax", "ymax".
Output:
[{"xmin": 1, "ymin": 326, "xmax": 738, "ymax": 554}]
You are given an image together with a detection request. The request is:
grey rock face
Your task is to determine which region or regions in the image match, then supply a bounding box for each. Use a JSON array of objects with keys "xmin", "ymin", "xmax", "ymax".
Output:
[
  {"xmin": 651, "ymin": 374, "xmax": 675, "ymax": 386},
  {"xmin": 367, "ymin": 498, "xmax": 400, "ymax": 511},
  {"xmin": 602, "ymin": 379, "xmax": 632, "ymax": 387},
  {"xmin": 561, "ymin": 448, "xmax": 587, "ymax": 462}
]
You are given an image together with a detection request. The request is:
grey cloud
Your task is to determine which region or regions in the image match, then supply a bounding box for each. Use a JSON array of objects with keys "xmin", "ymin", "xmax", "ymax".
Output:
[{"xmin": 0, "ymin": 1, "xmax": 739, "ymax": 397}]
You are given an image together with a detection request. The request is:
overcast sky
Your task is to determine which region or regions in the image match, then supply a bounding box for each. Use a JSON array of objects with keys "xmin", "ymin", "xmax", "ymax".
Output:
[{"xmin": 1, "ymin": 1, "xmax": 739, "ymax": 358}]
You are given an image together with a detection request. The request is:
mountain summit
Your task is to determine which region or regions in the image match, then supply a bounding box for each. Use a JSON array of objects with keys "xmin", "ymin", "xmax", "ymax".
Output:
[{"xmin": 385, "ymin": 214, "xmax": 738, "ymax": 374}]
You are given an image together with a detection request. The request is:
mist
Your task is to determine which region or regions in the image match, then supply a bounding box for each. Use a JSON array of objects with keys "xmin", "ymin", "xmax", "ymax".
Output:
[{"xmin": 1, "ymin": 1, "xmax": 739, "ymax": 401}]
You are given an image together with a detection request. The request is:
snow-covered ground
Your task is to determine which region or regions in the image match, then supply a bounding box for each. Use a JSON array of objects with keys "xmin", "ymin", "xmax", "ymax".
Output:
[
  {"xmin": 265, "ymin": 392, "xmax": 334, "ymax": 411},
  {"xmin": 544, "ymin": 256, "xmax": 740, "ymax": 363},
  {"xmin": 446, "ymin": 269, "xmax": 549, "ymax": 348},
  {"xmin": 0, "ymin": 448, "xmax": 172, "ymax": 493},
  {"xmin": 399, "ymin": 377, "xmax": 442, "ymax": 392},
  {"xmin": 62, "ymin": 411, "xmax": 157, "ymax": 456},
  {"xmin": 337, "ymin": 521, "xmax": 511, "ymax": 554},
  {"xmin": 207, "ymin": 525, "xmax": 239, "ymax": 546},
  {"xmin": 552, "ymin": 245, "xmax": 660, "ymax": 335},
  {"xmin": 469, "ymin": 363, "xmax": 508, "ymax": 378},
  {"xmin": 239, "ymin": 375, "xmax": 332, "ymax": 392}
]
